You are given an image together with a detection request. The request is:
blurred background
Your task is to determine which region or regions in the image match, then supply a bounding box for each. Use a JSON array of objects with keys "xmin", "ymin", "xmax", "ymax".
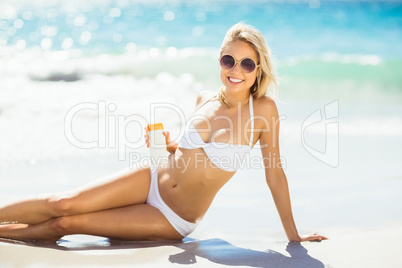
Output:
[{"xmin": 0, "ymin": 0, "xmax": 401, "ymax": 230}]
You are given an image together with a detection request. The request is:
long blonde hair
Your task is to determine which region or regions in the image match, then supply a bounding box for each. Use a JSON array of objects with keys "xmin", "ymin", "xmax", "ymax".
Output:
[{"xmin": 218, "ymin": 23, "xmax": 277, "ymax": 106}]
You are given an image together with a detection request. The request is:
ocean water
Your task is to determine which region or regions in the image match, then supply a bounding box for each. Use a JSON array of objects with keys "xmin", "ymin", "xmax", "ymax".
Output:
[{"xmin": 1, "ymin": 0, "xmax": 402, "ymax": 197}]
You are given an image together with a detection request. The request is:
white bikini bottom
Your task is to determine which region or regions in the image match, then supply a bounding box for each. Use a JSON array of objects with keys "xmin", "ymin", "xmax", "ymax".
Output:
[{"xmin": 146, "ymin": 165, "xmax": 198, "ymax": 237}]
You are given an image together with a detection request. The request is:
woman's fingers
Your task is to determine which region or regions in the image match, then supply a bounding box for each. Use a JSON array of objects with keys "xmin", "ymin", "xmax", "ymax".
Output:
[
  {"xmin": 144, "ymin": 127, "xmax": 150, "ymax": 148},
  {"xmin": 163, "ymin": 131, "xmax": 171, "ymax": 143},
  {"xmin": 144, "ymin": 128, "xmax": 172, "ymax": 149},
  {"xmin": 301, "ymin": 233, "xmax": 328, "ymax": 242}
]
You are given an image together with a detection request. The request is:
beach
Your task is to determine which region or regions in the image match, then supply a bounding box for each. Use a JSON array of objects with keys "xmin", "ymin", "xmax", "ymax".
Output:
[
  {"xmin": 1, "ymin": 163, "xmax": 402, "ymax": 267},
  {"xmin": 1, "ymin": 0, "xmax": 402, "ymax": 267},
  {"xmin": 3, "ymin": 229, "xmax": 400, "ymax": 268}
]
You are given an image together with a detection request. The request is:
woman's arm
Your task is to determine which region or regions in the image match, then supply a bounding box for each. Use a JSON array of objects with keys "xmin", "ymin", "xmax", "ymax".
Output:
[{"xmin": 258, "ymin": 97, "xmax": 327, "ymax": 242}]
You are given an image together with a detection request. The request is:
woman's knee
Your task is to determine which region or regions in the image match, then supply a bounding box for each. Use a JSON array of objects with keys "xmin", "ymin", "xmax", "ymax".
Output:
[
  {"xmin": 47, "ymin": 194, "xmax": 79, "ymax": 216},
  {"xmin": 47, "ymin": 216, "xmax": 72, "ymax": 236}
]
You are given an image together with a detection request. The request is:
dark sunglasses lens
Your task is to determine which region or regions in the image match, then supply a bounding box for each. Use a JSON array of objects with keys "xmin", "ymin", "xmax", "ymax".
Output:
[
  {"xmin": 220, "ymin": 55, "xmax": 235, "ymax": 69},
  {"xmin": 241, "ymin": 58, "xmax": 256, "ymax": 73}
]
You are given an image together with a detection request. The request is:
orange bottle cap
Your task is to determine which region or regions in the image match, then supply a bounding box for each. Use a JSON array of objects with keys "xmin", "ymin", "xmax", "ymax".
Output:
[{"xmin": 147, "ymin": 123, "xmax": 164, "ymax": 131}]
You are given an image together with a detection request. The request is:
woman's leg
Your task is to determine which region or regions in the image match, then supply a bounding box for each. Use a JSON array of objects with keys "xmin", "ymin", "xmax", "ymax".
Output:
[
  {"xmin": 0, "ymin": 203, "xmax": 183, "ymax": 241},
  {"xmin": 0, "ymin": 166, "xmax": 152, "ymax": 225}
]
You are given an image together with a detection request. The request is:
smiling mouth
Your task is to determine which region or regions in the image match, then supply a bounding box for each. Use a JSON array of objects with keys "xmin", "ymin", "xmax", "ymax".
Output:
[{"xmin": 228, "ymin": 77, "xmax": 244, "ymax": 83}]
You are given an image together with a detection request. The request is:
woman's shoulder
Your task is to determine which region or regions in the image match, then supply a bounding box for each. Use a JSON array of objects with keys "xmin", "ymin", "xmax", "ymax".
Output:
[
  {"xmin": 195, "ymin": 90, "xmax": 216, "ymax": 107},
  {"xmin": 254, "ymin": 95, "xmax": 278, "ymax": 117}
]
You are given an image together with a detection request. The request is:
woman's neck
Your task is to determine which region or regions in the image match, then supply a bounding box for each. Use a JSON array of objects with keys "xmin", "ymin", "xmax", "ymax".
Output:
[{"xmin": 222, "ymin": 87, "xmax": 250, "ymax": 108}]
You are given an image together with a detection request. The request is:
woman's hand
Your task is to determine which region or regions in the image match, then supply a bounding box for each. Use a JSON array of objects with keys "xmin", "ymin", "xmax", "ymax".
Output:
[
  {"xmin": 144, "ymin": 127, "xmax": 178, "ymax": 154},
  {"xmin": 297, "ymin": 233, "xmax": 328, "ymax": 242},
  {"xmin": 162, "ymin": 130, "xmax": 178, "ymax": 154}
]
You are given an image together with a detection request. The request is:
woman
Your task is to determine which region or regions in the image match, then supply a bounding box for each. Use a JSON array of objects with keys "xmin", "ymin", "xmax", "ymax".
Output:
[{"xmin": 0, "ymin": 23, "xmax": 326, "ymax": 242}]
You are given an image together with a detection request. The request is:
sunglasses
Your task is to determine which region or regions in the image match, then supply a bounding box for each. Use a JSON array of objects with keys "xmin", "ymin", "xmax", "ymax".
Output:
[{"xmin": 219, "ymin": 54, "xmax": 259, "ymax": 73}]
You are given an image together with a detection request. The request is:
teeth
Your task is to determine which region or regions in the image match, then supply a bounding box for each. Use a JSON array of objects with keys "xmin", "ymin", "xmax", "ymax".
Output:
[{"xmin": 229, "ymin": 77, "xmax": 243, "ymax": 83}]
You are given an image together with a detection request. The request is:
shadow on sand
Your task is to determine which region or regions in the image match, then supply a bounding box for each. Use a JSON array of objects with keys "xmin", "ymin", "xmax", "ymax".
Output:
[{"xmin": 0, "ymin": 237, "xmax": 324, "ymax": 268}]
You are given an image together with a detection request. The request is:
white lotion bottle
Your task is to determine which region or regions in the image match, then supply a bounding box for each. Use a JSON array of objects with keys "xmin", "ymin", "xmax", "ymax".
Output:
[{"xmin": 147, "ymin": 123, "xmax": 167, "ymax": 166}]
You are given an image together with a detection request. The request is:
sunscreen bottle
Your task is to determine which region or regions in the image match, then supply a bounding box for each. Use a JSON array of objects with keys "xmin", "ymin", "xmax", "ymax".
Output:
[{"xmin": 147, "ymin": 123, "xmax": 167, "ymax": 166}]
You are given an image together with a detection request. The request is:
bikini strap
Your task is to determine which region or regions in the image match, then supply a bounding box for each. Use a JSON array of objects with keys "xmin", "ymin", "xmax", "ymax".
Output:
[
  {"xmin": 192, "ymin": 94, "xmax": 217, "ymax": 114},
  {"xmin": 249, "ymin": 94, "xmax": 254, "ymax": 147}
]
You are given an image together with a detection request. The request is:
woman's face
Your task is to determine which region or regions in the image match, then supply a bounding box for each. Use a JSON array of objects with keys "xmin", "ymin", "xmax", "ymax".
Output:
[{"xmin": 220, "ymin": 40, "xmax": 259, "ymax": 96}]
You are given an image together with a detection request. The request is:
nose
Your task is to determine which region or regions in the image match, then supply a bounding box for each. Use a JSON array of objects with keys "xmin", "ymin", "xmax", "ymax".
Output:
[{"xmin": 230, "ymin": 62, "xmax": 242, "ymax": 74}]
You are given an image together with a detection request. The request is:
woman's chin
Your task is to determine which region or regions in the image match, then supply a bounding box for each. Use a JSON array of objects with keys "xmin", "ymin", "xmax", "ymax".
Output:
[{"xmin": 224, "ymin": 85, "xmax": 250, "ymax": 95}]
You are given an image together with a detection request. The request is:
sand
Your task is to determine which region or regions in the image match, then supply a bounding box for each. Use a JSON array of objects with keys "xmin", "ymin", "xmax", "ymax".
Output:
[
  {"xmin": 1, "ymin": 224, "xmax": 402, "ymax": 268},
  {"xmin": 1, "ymin": 160, "xmax": 402, "ymax": 267}
]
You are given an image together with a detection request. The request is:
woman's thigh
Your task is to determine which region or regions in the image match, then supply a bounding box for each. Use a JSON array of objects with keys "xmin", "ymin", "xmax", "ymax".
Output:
[
  {"xmin": 56, "ymin": 166, "xmax": 152, "ymax": 215},
  {"xmin": 56, "ymin": 203, "xmax": 183, "ymax": 241}
]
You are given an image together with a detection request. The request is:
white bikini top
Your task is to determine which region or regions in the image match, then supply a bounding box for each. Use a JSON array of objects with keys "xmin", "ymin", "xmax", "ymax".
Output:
[{"xmin": 178, "ymin": 94, "xmax": 254, "ymax": 172}]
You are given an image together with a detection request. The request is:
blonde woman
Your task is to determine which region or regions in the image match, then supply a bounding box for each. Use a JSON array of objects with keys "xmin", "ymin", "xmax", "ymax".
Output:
[{"xmin": 0, "ymin": 23, "xmax": 327, "ymax": 243}]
